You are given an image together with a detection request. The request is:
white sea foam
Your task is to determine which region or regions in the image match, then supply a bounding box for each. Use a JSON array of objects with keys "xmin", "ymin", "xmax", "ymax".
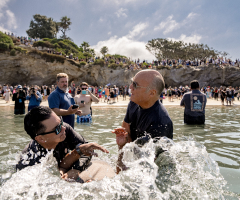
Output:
[{"xmin": 0, "ymin": 137, "xmax": 228, "ymax": 199}]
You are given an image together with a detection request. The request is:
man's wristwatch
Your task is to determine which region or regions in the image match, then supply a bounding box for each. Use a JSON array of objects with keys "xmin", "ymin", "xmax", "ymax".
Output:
[{"xmin": 75, "ymin": 143, "xmax": 82, "ymax": 155}]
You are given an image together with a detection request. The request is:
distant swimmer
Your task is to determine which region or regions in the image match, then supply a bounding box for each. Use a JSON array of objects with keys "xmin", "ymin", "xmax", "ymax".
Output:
[
  {"xmin": 16, "ymin": 106, "xmax": 114, "ymax": 183},
  {"xmin": 113, "ymin": 69, "xmax": 173, "ymax": 173},
  {"xmin": 180, "ymin": 80, "xmax": 207, "ymax": 124}
]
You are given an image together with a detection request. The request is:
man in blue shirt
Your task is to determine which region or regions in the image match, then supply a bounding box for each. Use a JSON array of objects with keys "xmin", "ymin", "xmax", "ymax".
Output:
[
  {"xmin": 48, "ymin": 73, "xmax": 81, "ymax": 128},
  {"xmin": 26, "ymin": 85, "xmax": 42, "ymax": 111}
]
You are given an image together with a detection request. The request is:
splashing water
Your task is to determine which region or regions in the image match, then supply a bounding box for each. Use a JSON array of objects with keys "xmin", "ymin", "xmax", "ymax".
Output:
[{"xmin": 0, "ymin": 136, "xmax": 228, "ymax": 200}]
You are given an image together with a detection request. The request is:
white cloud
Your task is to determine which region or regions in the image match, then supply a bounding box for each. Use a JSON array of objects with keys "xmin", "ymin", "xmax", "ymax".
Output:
[
  {"xmin": 168, "ymin": 34, "xmax": 202, "ymax": 44},
  {"xmin": 154, "ymin": 15, "xmax": 179, "ymax": 35},
  {"xmin": 154, "ymin": 12, "xmax": 198, "ymax": 35},
  {"xmin": 108, "ymin": 31, "xmax": 112, "ymax": 35},
  {"xmin": 187, "ymin": 12, "xmax": 197, "ymax": 19},
  {"xmin": 127, "ymin": 22, "xmax": 148, "ymax": 39},
  {"xmin": 102, "ymin": 0, "xmax": 150, "ymax": 6},
  {"xmin": 0, "ymin": 0, "xmax": 17, "ymax": 33},
  {"xmin": 6, "ymin": 10, "xmax": 17, "ymax": 29},
  {"xmin": 92, "ymin": 23, "xmax": 154, "ymax": 61},
  {"xmin": 99, "ymin": 17, "xmax": 104, "ymax": 22},
  {"xmin": 0, "ymin": 0, "xmax": 10, "ymax": 10},
  {"xmin": 0, "ymin": 24, "xmax": 11, "ymax": 33},
  {"xmin": 115, "ymin": 8, "xmax": 128, "ymax": 18}
]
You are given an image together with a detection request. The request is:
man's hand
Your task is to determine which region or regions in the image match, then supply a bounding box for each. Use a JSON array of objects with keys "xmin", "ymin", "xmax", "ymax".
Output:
[
  {"xmin": 67, "ymin": 105, "xmax": 79, "ymax": 115},
  {"xmin": 61, "ymin": 169, "xmax": 80, "ymax": 181},
  {"xmin": 112, "ymin": 127, "xmax": 128, "ymax": 148},
  {"xmin": 79, "ymin": 142, "xmax": 109, "ymax": 157},
  {"xmin": 75, "ymin": 110, "xmax": 82, "ymax": 116}
]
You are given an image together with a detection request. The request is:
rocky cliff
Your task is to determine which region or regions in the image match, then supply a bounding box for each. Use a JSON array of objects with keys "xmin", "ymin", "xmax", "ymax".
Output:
[{"xmin": 0, "ymin": 52, "xmax": 240, "ymax": 87}]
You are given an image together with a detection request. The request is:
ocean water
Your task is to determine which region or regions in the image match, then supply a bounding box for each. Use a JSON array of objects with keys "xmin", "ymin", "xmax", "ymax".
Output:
[{"xmin": 0, "ymin": 106, "xmax": 239, "ymax": 199}]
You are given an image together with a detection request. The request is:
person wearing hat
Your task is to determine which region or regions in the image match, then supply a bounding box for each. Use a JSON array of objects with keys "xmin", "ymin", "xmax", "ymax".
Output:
[{"xmin": 12, "ymin": 85, "xmax": 26, "ymax": 114}]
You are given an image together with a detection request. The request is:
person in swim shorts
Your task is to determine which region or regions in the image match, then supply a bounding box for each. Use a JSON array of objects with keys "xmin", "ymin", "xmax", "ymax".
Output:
[{"xmin": 74, "ymin": 82, "xmax": 99, "ymax": 123}]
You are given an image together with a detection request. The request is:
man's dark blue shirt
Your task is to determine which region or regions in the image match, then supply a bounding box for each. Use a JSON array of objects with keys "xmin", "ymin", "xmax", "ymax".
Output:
[{"xmin": 48, "ymin": 87, "xmax": 75, "ymax": 128}]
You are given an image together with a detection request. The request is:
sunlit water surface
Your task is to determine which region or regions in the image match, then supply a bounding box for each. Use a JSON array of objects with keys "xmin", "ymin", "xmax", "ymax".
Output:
[{"xmin": 0, "ymin": 106, "xmax": 239, "ymax": 199}]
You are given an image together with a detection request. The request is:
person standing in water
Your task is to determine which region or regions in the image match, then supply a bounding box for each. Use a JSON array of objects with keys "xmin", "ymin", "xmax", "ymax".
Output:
[
  {"xmin": 48, "ymin": 73, "xmax": 81, "ymax": 129},
  {"xmin": 74, "ymin": 82, "xmax": 99, "ymax": 123},
  {"xmin": 113, "ymin": 69, "xmax": 173, "ymax": 173},
  {"xmin": 180, "ymin": 80, "xmax": 207, "ymax": 124}
]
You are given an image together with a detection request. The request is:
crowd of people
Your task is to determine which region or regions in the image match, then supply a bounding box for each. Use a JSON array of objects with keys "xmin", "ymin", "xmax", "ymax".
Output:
[
  {"xmin": 164, "ymin": 85, "xmax": 240, "ymax": 106},
  {"xmin": 5, "ymin": 32, "xmax": 240, "ymax": 70},
  {"xmin": 0, "ymin": 82, "xmax": 132, "ymax": 114},
  {"xmin": 5, "ymin": 32, "xmax": 41, "ymax": 46},
  {"xmin": 1, "ymin": 82, "xmax": 239, "ymax": 109}
]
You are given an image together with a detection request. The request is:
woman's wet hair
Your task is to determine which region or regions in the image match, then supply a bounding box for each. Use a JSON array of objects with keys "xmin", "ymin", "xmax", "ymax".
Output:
[{"xmin": 24, "ymin": 106, "xmax": 52, "ymax": 140}]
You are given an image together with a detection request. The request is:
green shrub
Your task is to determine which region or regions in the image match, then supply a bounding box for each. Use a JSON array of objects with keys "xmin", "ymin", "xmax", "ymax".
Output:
[
  {"xmin": 33, "ymin": 40, "xmax": 45, "ymax": 48},
  {"xmin": 29, "ymin": 49, "xmax": 43, "ymax": 56},
  {"xmin": 93, "ymin": 59, "xmax": 105, "ymax": 67},
  {"xmin": 10, "ymin": 49, "xmax": 16, "ymax": 56},
  {"xmin": 41, "ymin": 53, "xmax": 65, "ymax": 63},
  {"xmin": 157, "ymin": 65, "xmax": 165, "ymax": 70},
  {"xmin": 50, "ymin": 38, "xmax": 60, "ymax": 44},
  {"xmin": 0, "ymin": 32, "xmax": 13, "ymax": 45},
  {"xmin": 79, "ymin": 61, "xmax": 87, "ymax": 66},
  {"xmin": 108, "ymin": 63, "xmax": 119, "ymax": 69},
  {"xmin": 42, "ymin": 38, "xmax": 51, "ymax": 42},
  {"xmin": 54, "ymin": 43, "xmax": 60, "ymax": 49},
  {"xmin": 110, "ymin": 59, "xmax": 115, "ymax": 64},
  {"xmin": 58, "ymin": 41, "xmax": 67, "ymax": 48},
  {"xmin": 0, "ymin": 42, "xmax": 9, "ymax": 50},
  {"xmin": 9, "ymin": 44, "xmax": 14, "ymax": 49},
  {"xmin": 14, "ymin": 46, "xmax": 23, "ymax": 52},
  {"xmin": 22, "ymin": 49, "xmax": 28, "ymax": 54},
  {"xmin": 44, "ymin": 41, "xmax": 54, "ymax": 48}
]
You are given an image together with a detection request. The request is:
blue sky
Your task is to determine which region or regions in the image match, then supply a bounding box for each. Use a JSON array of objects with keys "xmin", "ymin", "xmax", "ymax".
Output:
[{"xmin": 0, "ymin": 0, "xmax": 239, "ymax": 61}]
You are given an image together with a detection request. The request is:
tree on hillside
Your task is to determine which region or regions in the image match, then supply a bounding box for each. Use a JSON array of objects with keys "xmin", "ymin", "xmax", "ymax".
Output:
[
  {"xmin": 146, "ymin": 38, "xmax": 220, "ymax": 61},
  {"xmin": 100, "ymin": 46, "xmax": 108, "ymax": 57},
  {"xmin": 59, "ymin": 16, "xmax": 72, "ymax": 39},
  {"xmin": 26, "ymin": 14, "xmax": 58, "ymax": 39},
  {"xmin": 80, "ymin": 41, "xmax": 90, "ymax": 52},
  {"xmin": 90, "ymin": 49, "xmax": 96, "ymax": 57}
]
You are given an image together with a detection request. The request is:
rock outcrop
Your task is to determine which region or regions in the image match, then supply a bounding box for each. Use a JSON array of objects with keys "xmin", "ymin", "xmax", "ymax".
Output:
[{"xmin": 1, "ymin": 53, "xmax": 240, "ymax": 87}]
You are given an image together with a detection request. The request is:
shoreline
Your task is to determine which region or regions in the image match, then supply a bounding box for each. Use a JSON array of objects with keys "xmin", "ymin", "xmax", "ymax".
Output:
[{"xmin": 1, "ymin": 96, "xmax": 240, "ymax": 107}]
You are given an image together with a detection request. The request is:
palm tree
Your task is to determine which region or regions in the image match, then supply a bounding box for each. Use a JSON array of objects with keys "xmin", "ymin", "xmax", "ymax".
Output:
[
  {"xmin": 59, "ymin": 16, "xmax": 72, "ymax": 39},
  {"xmin": 80, "ymin": 41, "xmax": 90, "ymax": 52}
]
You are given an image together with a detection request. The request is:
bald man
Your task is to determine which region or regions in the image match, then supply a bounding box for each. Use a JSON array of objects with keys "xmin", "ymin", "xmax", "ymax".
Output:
[{"xmin": 113, "ymin": 69, "xmax": 173, "ymax": 173}]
